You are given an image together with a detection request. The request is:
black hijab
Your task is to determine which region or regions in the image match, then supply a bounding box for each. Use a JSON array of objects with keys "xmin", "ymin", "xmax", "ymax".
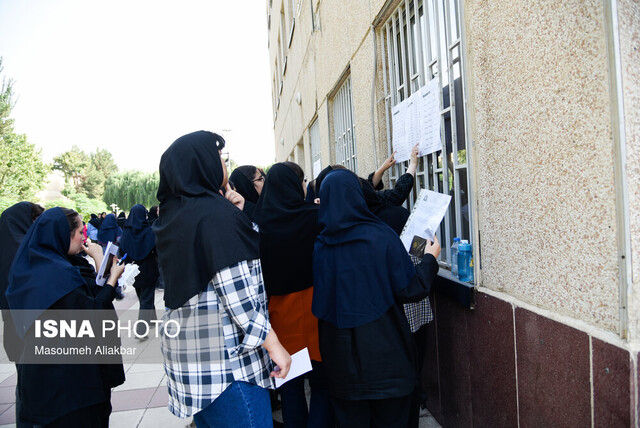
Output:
[
  {"xmin": 0, "ymin": 202, "xmax": 33, "ymax": 310},
  {"xmin": 116, "ymin": 211, "xmax": 126, "ymax": 228},
  {"xmin": 312, "ymin": 170, "xmax": 416, "ymax": 328},
  {"xmin": 253, "ymin": 162, "xmax": 321, "ymax": 296},
  {"xmin": 6, "ymin": 208, "xmax": 86, "ymax": 338},
  {"xmin": 153, "ymin": 130, "xmax": 259, "ymax": 310},
  {"xmin": 97, "ymin": 213, "xmax": 122, "ymax": 244},
  {"xmin": 229, "ymin": 167, "xmax": 261, "ymax": 221},
  {"xmin": 360, "ymin": 178, "xmax": 410, "ymax": 235},
  {"xmin": 316, "ymin": 165, "xmax": 410, "ymax": 235},
  {"xmin": 229, "ymin": 167, "xmax": 260, "ymax": 204},
  {"xmin": 88, "ymin": 213, "xmax": 101, "ymax": 229},
  {"xmin": 120, "ymin": 204, "xmax": 156, "ymax": 261},
  {"xmin": 305, "ymin": 181, "xmax": 316, "ymax": 202},
  {"xmin": 147, "ymin": 206, "xmax": 159, "ymax": 225}
]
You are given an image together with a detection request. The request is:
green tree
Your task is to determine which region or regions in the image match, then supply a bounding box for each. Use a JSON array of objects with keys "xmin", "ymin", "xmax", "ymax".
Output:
[
  {"xmin": 0, "ymin": 58, "xmax": 49, "ymax": 201},
  {"xmin": 52, "ymin": 145, "xmax": 90, "ymax": 188},
  {"xmin": 103, "ymin": 171, "xmax": 159, "ymax": 211},
  {"xmin": 89, "ymin": 148, "xmax": 118, "ymax": 180},
  {"xmin": 43, "ymin": 188, "xmax": 108, "ymax": 220},
  {"xmin": 52, "ymin": 147, "xmax": 118, "ymax": 198},
  {"xmin": 82, "ymin": 165, "xmax": 106, "ymax": 199},
  {"xmin": 0, "ymin": 133, "xmax": 50, "ymax": 199},
  {"xmin": 0, "ymin": 58, "xmax": 14, "ymax": 137}
]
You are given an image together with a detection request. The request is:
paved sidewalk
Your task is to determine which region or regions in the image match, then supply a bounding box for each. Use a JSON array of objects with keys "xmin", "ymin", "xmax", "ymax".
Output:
[{"xmin": 0, "ymin": 288, "xmax": 440, "ymax": 427}]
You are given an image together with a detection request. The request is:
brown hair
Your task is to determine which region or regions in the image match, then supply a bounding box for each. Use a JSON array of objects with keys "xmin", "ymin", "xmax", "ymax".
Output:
[{"xmin": 59, "ymin": 207, "xmax": 82, "ymax": 232}]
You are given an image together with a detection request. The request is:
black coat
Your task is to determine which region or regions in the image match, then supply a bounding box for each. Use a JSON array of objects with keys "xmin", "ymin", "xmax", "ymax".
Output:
[{"xmin": 16, "ymin": 255, "xmax": 125, "ymax": 425}]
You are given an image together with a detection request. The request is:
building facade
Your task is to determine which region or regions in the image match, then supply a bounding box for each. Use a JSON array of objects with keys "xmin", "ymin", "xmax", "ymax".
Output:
[{"xmin": 267, "ymin": 0, "xmax": 640, "ymax": 426}]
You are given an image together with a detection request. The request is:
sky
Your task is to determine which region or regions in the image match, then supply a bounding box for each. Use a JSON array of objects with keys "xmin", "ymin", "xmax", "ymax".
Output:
[{"xmin": 0, "ymin": 0, "xmax": 276, "ymax": 172}]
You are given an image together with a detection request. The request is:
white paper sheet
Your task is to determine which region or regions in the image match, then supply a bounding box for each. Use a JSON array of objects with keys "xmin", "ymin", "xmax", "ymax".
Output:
[
  {"xmin": 391, "ymin": 77, "xmax": 442, "ymax": 162},
  {"xmin": 400, "ymin": 189, "xmax": 451, "ymax": 251},
  {"xmin": 417, "ymin": 78, "xmax": 442, "ymax": 157},
  {"xmin": 275, "ymin": 347, "xmax": 313, "ymax": 388},
  {"xmin": 391, "ymin": 101, "xmax": 409, "ymax": 161}
]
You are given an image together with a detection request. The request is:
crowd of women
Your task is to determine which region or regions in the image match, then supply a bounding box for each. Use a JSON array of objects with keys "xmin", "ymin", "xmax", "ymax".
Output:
[{"xmin": 0, "ymin": 129, "xmax": 440, "ymax": 428}]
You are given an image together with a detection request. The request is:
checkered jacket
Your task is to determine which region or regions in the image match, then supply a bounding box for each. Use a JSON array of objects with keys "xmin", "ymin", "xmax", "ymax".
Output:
[
  {"xmin": 161, "ymin": 259, "xmax": 275, "ymax": 418},
  {"xmin": 403, "ymin": 254, "xmax": 434, "ymax": 332}
]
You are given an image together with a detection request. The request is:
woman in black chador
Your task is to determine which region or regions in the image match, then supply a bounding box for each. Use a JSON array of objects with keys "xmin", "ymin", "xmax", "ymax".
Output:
[{"xmin": 7, "ymin": 207, "xmax": 126, "ymax": 427}]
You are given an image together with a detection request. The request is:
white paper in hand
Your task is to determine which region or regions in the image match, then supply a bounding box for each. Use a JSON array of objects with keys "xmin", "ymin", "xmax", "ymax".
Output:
[
  {"xmin": 275, "ymin": 347, "xmax": 313, "ymax": 388},
  {"xmin": 118, "ymin": 263, "xmax": 140, "ymax": 291},
  {"xmin": 400, "ymin": 189, "xmax": 451, "ymax": 251}
]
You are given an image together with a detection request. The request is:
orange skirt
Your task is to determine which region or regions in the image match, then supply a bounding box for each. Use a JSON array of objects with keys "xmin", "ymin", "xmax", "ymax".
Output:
[{"xmin": 268, "ymin": 287, "xmax": 321, "ymax": 361}]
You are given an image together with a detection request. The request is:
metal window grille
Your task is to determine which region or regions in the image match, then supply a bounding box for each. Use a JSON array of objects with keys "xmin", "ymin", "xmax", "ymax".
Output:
[
  {"xmin": 333, "ymin": 76, "xmax": 357, "ymax": 172},
  {"xmin": 381, "ymin": 0, "xmax": 472, "ymax": 267},
  {"xmin": 310, "ymin": 119, "xmax": 321, "ymax": 178}
]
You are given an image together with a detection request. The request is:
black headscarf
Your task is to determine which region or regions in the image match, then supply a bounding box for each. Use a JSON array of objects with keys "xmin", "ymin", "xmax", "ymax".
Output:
[
  {"xmin": 253, "ymin": 162, "xmax": 321, "ymax": 296},
  {"xmin": 116, "ymin": 212, "xmax": 126, "ymax": 228},
  {"xmin": 153, "ymin": 130, "xmax": 259, "ymax": 310},
  {"xmin": 120, "ymin": 204, "xmax": 155, "ymax": 261},
  {"xmin": 7, "ymin": 208, "xmax": 86, "ymax": 338},
  {"xmin": 97, "ymin": 213, "xmax": 122, "ymax": 244},
  {"xmin": 0, "ymin": 202, "xmax": 36, "ymax": 360},
  {"xmin": 229, "ymin": 167, "xmax": 261, "ymax": 221},
  {"xmin": 360, "ymin": 178, "xmax": 410, "ymax": 235},
  {"xmin": 0, "ymin": 202, "xmax": 33, "ymax": 310},
  {"xmin": 314, "ymin": 165, "xmax": 335, "ymax": 193},
  {"xmin": 147, "ymin": 206, "xmax": 159, "ymax": 225},
  {"xmin": 88, "ymin": 213, "xmax": 101, "ymax": 229},
  {"xmin": 316, "ymin": 165, "xmax": 409, "ymax": 235},
  {"xmin": 305, "ymin": 181, "xmax": 316, "ymax": 202},
  {"xmin": 229, "ymin": 167, "xmax": 260, "ymax": 204},
  {"xmin": 312, "ymin": 170, "xmax": 415, "ymax": 328}
]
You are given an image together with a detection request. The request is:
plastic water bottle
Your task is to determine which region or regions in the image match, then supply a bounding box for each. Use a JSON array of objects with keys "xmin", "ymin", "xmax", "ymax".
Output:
[
  {"xmin": 458, "ymin": 241, "xmax": 472, "ymax": 282},
  {"xmin": 451, "ymin": 237, "xmax": 461, "ymax": 278}
]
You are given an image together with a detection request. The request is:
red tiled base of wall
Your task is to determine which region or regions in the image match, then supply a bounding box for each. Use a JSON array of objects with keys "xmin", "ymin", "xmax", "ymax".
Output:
[{"xmin": 422, "ymin": 291, "xmax": 634, "ymax": 428}]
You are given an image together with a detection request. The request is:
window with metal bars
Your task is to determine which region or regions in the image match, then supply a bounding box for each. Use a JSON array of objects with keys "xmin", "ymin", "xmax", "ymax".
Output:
[
  {"xmin": 380, "ymin": 0, "xmax": 472, "ymax": 269},
  {"xmin": 332, "ymin": 76, "xmax": 357, "ymax": 173}
]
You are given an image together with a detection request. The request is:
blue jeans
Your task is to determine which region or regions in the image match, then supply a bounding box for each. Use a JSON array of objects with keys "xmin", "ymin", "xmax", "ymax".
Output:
[{"xmin": 194, "ymin": 381, "xmax": 272, "ymax": 428}]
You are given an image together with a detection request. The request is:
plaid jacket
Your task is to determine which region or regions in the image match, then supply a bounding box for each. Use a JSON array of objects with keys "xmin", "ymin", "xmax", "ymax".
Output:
[
  {"xmin": 403, "ymin": 254, "xmax": 434, "ymax": 332},
  {"xmin": 161, "ymin": 259, "xmax": 275, "ymax": 418}
]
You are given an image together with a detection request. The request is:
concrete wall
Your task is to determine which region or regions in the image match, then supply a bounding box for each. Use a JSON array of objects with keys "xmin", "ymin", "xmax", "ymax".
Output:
[
  {"xmin": 464, "ymin": 0, "xmax": 620, "ymax": 332},
  {"xmin": 619, "ymin": 0, "xmax": 640, "ymax": 341},
  {"xmin": 269, "ymin": 0, "xmax": 393, "ymax": 178}
]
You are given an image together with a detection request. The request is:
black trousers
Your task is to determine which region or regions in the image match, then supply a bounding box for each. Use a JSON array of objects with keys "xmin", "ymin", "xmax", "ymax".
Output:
[
  {"xmin": 330, "ymin": 394, "xmax": 411, "ymax": 428},
  {"xmin": 135, "ymin": 285, "xmax": 156, "ymax": 336},
  {"xmin": 41, "ymin": 391, "xmax": 112, "ymax": 428}
]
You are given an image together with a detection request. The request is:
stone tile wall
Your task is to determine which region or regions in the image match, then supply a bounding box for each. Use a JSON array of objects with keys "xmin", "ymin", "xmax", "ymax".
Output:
[{"xmin": 424, "ymin": 290, "xmax": 634, "ymax": 427}]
